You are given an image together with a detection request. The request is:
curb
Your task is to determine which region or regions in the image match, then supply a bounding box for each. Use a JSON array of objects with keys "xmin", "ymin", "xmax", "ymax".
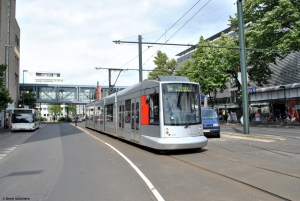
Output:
[{"xmin": 221, "ymin": 132, "xmax": 285, "ymax": 141}]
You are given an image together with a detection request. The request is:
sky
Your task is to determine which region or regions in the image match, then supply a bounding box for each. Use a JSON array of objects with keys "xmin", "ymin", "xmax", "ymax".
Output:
[{"xmin": 16, "ymin": 0, "xmax": 237, "ymax": 87}]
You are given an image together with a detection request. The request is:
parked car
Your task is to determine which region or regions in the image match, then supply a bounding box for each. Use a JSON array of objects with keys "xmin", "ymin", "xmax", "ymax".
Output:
[{"xmin": 202, "ymin": 108, "xmax": 220, "ymax": 138}]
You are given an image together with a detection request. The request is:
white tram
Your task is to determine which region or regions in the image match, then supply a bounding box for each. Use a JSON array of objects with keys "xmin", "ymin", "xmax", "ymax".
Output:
[{"xmin": 85, "ymin": 76, "xmax": 207, "ymax": 150}]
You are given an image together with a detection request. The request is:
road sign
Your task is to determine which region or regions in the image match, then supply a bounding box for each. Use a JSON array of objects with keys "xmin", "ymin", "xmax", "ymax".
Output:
[{"xmin": 249, "ymin": 88, "xmax": 256, "ymax": 93}]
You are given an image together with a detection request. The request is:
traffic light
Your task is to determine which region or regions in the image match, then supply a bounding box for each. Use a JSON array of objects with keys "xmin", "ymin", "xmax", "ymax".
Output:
[{"xmin": 237, "ymin": 90, "xmax": 242, "ymax": 102}]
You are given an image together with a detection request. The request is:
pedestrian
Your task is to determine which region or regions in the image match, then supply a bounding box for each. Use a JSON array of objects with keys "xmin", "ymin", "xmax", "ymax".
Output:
[
  {"xmin": 75, "ymin": 115, "xmax": 78, "ymax": 126},
  {"xmin": 291, "ymin": 104, "xmax": 299, "ymax": 122},
  {"xmin": 5, "ymin": 118, "xmax": 9, "ymax": 129}
]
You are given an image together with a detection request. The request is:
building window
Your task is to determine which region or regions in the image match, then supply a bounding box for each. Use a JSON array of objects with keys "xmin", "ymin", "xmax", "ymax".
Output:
[
  {"xmin": 15, "ymin": 56, "xmax": 19, "ymax": 68},
  {"xmin": 15, "ymin": 35, "xmax": 19, "ymax": 46},
  {"xmin": 15, "ymin": 73, "xmax": 18, "ymax": 87}
]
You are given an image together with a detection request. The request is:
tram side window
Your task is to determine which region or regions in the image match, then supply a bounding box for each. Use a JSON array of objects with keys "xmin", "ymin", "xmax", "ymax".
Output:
[
  {"xmin": 106, "ymin": 104, "xmax": 113, "ymax": 122},
  {"xmin": 119, "ymin": 105, "xmax": 121, "ymax": 127},
  {"xmin": 122, "ymin": 105, "xmax": 124, "ymax": 127},
  {"xmin": 136, "ymin": 102, "xmax": 139, "ymax": 130},
  {"xmin": 125, "ymin": 99, "xmax": 131, "ymax": 123},
  {"xmin": 149, "ymin": 93, "xmax": 159, "ymax": 125}
]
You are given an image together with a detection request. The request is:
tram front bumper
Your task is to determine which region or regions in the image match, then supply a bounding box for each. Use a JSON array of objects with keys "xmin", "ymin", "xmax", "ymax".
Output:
[{"xmin": 141, "ymin": 135, "xmax": 208, "ymax": 150}]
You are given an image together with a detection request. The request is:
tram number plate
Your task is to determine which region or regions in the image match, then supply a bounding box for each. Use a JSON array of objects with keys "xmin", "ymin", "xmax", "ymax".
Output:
[{"xmin": 203, "ymin": 129, "xmax": 210, "ymax": 133}]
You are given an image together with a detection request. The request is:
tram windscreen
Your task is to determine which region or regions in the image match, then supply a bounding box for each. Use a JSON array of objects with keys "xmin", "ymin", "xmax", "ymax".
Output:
[
  {"xmin": 162, "ymin": 83, "xmax": 201, "ymax": 125},
  {"xmin": 12, "ymin": 113, "xmax": 34, "ymax": 123}
]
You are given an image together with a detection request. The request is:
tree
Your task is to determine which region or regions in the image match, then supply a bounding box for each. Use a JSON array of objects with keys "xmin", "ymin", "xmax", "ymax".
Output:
[
  {"xmin": 23, "ymin": 88, "xmax": 36, "ymax": 108},
  {"xmin": 0, "ymin": 64, "xmax": 13, "ymax": 111},
  {"xmin": 48, "ymin": 104, "xmax": 61, "ymax": 120},
  {"xmin": 230, "ymin": 0, "xmax": 300, "ymax": 86},
  {"xmin": 67, "ymin": 104, "xmax": 76, "ymax": 115},
  {"xmin": 183, "ymin": 35, "xmax": 240, "ymax": 107},
  {"xmin": 145, "ymin": 50, "xmax": 177, "ymax": 80},
  {"xmin": 174, "ymin": 59, "xmax": 193, "ymax": 77}
]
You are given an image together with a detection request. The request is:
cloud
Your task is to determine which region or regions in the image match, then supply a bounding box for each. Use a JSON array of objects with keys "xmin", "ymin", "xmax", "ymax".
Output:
[{"xmin": 17, "ymin": 0, "xmax": 236, "ymax": 87}]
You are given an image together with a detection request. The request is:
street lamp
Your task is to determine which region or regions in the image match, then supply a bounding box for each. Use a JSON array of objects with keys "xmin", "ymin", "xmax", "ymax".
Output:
[
  {"xmin": 22, "ymin": 70, "xmax": 28, "ymax": 108},
  {"xmin": 279, "ymin": 85, "xmax": 286, "ymax": 108}
]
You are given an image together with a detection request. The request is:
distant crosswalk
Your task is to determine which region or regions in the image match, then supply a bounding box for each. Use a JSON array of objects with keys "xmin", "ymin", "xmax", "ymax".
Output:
[{"xmin": 0, "ymin": 145, "xmax": 19, "ymax": 159}]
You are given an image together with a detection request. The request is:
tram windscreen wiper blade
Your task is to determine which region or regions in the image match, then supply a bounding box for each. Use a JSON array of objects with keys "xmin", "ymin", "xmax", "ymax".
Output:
[{"xmin": 185, "ymin": 123, "xmax": 189, "ymax": 128}]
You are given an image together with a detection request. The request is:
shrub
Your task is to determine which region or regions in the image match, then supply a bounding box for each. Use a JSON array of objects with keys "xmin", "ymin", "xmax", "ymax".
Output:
[
  {"xmin": 58, "ymin": 116, "xmax": 73, "ymax": 122},
  {"xmin": 40, "ymin": 117, "xmax": 47, "ymax": 121}
]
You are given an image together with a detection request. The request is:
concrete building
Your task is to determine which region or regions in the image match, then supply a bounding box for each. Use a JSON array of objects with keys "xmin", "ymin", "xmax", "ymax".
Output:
[
  {"xmin": 0, "ymin": 0, "xmax": 20, "ymax": 127},
  {"xmin": 26, "ymin": 71, "xmax": 65, "ymax": 84},
  {"xmin": 176, "ymin": 27, "xmax": 300, "ymax": 121},
  {"xmin": 23, "ymin": 71, "xmax": 69, "ymax": 121}
]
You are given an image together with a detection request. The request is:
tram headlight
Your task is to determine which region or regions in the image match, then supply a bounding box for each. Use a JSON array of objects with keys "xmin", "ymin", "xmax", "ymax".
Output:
[
  {"xmin": 165, "ymin": 128, "xmax": 169, "ymax": 135},
  {"xmin": 199, "ymin": 126, "xmax": 203, "ymax": 135}
]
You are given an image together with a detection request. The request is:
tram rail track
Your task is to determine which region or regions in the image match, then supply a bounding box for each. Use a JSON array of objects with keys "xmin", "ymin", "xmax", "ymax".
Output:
[
  {"xmin": 168, "ymin": 154, "xmax": 292, "ymax": 201},
  {"xmin": 83, "ymin": 126, "xmax": 298, "ymax": 200},
  {"xmin": 211, "ymin": 141, "xmax": 300, "ymax": 159}
]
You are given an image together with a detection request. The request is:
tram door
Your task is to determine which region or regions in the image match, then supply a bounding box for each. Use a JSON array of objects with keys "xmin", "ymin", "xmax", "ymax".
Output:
[
  {"xmin": 135, "ymin": 99, "xmax": 140, "ymax": 142},
  {"xmin": 131, "ymin": 98, "xmax": 140, "ymax": 142},
  {"xmin": 117, "ymin": 102, "xmax": 124, "ymax": 137}
]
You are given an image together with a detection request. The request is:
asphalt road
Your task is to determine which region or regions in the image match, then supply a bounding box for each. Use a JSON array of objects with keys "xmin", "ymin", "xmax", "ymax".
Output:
[{"xmin": 0, "ymin": 122, "xmax": 299, "ymax": 201}]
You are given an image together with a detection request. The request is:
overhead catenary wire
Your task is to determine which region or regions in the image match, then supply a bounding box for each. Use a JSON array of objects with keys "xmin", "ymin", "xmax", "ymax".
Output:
[
  {"xmin": 118, "ymin": 3, "xmax": 234, "ymax": 42},
  {"xmin": 101, "ymin": 1, "xmax": 233, "ymax": 86},
  {"xmin": 154, "ymin": 0, "xmax": 203, "ymax": 43},
  {"xmin": 143, "ymin": 0, "xmax": 219, "ymax": 67},
  {"xmin": 189, "ymin": 3, "xmax": 236, "ymax": 44},
  {"xmin": 166, "ymin": 0, "xmax": 211, "ymax": 43},
  {"xmin": 142, "ymin": 3, "xmax": 235, "ymax": 66},
  {"xmin": 103, "ymin": 2, "xmax": 235, "ymax": 77}
]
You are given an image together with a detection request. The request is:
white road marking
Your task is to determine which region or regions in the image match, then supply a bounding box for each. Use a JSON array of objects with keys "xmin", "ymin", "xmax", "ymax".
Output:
[
  {"xmin": 75, "ymin": 126, "xmax": 165, "ymax": 201},
  {"xmin": 0, "ymin": 151, "xmax": 11, "ymax": 154},
  {"xmin": 266, "ymin": 130, "xmax": 298, "ymax": 133},
  {"xmin": 222, "ymin": 134, "xmax": 276, "ymax": 142},
  {"xmin": 0, "ymin": 146, "xmax": 19, "ymax": 159}
]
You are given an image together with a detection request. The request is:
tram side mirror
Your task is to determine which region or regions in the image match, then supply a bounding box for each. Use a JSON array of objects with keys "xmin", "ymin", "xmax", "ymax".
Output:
[{"xmin": 146, "ymin": 95, "xmax": 150, "ymax": 104}]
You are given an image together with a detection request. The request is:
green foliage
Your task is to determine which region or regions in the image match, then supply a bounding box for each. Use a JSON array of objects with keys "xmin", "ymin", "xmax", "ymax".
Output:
[
  {"xmin": 0, "ymin": 64, "xmax": 13, "ymax": 111},
  {"xmin": 40, "ymin": 117, "xmax": 47, "ymax": 121},
  {"xmin": 23, "ymin": 88, "xmax": 36, "ymax": 108},
  {"xmin": 66, "ymin": 105, "xmax": 76, "ymax": 115},
  {"xmin": 174, "ymin": 60, "xmax": 193, "ymax": 77},
  {"xmin": 184, "ymin": 35, "xmax": 240, "ymax": 107},
  {"xmin": 58, "ymin": 116, "xmax": 73, "ymax": 122},
  {"xmin": 48, "ymin": 104, "xmax": 61, "ymax": 115},
  {"xmin": 230, "ymin": 0, "xmax": 300, "ymax": 86},
  {"xmin": 145, "ymin": 50, "xmax": 177, "ymax": 80}
]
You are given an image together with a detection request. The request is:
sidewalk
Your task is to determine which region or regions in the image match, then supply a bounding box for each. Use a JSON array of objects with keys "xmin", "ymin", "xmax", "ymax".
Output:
[
  {"xmin": 0, "ymin": 127, "xmax": 11, "ymax": 136},
  {"xmin": 220, "ymin": 120, "xmax": 300, "ymax": 127}
]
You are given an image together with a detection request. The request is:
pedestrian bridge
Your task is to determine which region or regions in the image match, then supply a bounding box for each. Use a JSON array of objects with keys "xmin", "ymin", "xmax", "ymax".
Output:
[{"xmin": 20, "ymin": 83, "xmax": 126, "ymax": 104}]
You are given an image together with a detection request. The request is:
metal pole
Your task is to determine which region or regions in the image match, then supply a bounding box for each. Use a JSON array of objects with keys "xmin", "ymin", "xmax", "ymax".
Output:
[
  {"xmin": 237, "ymin": 0, "xmax": 249, "ymax": 134},
  {"xmin": 138, "ymin": 35, "xmax": 142, "ymax": 82},
  {"xmin": 108, "ymin": 69, "xmax": 111, "ymax": 94}
]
